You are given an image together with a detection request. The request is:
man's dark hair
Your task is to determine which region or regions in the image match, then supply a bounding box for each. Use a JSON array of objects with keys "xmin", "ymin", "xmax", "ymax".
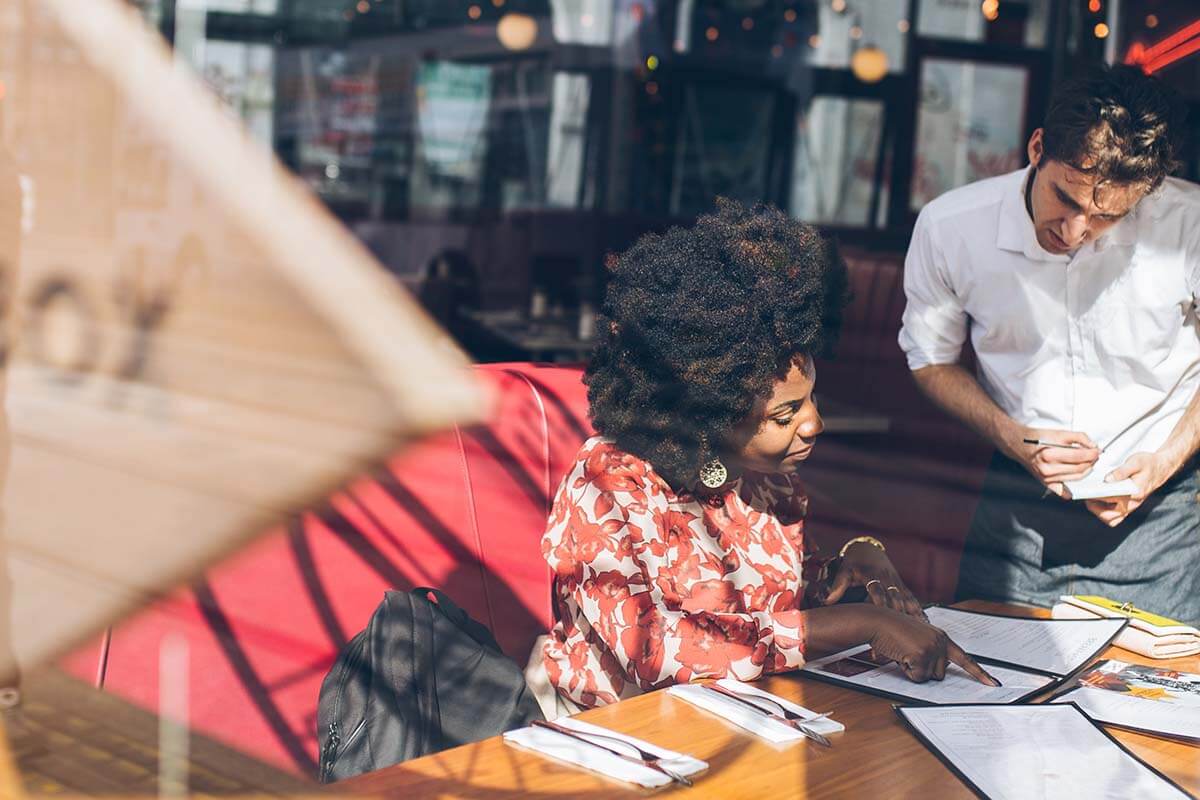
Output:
[
  {"xmin": 1041, "ymin": 64, "xmax": 1185, "ymax": 192},
  {"xmin": 585, "ymin": 198, "xmax": 850, "ymax": 490}
]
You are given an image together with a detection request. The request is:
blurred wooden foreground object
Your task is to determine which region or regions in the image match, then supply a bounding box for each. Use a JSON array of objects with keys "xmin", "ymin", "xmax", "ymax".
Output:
[{"xmin": 0, "ymin": 0, "xmax": 484, "ymax": 697}]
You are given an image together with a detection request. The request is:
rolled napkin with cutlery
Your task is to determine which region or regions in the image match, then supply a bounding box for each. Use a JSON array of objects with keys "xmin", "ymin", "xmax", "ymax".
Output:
[
  {"xmin": 667, "ymin": 678, "xmax": 844, "ymax": 745},
  {"xmin": 503, "ymin": 716, "xmax": 708, "ymax": 788},
  {"xmin": 1051, "ymin": 595, "xmax": 1200, "ymax": 659}
]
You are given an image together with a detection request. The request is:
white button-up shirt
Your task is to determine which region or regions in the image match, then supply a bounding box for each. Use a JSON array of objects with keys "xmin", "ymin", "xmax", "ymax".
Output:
[{"xmin": 899, "ymin": 168, "xmax": 1200, "ymax": 474}]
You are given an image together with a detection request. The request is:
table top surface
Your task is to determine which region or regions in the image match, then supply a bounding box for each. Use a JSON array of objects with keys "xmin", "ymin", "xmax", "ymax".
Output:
[{"xmin": 337, "ymin": 601, "xmax": 1200, "ymax": 799}]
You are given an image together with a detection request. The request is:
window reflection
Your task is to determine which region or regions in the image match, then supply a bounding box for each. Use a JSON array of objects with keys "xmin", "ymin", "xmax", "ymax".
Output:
[
  {"xmin": 917, "ymin": 0, "xmax": 1050, "ymax": 48},
  {"xmin": 669, "ymin": 84, "xmax": 776, "ymax": 217},
  {"xmin": 911, "ymin": 58, "xmax": 1029, "ymax": 211},
  {"xmin": 808, "ymin": 0, "xmax": 907, "ymax": 76},
  {"xmin": 792, "ymin": 97, "xmax": 888, "ymax": 227}
]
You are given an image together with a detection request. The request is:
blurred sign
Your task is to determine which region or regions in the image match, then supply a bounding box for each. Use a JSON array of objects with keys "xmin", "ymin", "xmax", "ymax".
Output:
[
  {"xmin": 0, "ymin": 0, "xmax": 485, "ymax": 683},
  {"xmin": 416, "ymin": 61, "xmax": 492, "ymax": 179}
]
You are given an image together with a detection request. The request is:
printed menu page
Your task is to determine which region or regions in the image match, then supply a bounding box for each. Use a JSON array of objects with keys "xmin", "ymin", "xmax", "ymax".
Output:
[
  {"xmin": 924, "ymin": 607, "xmax": 1125, "ymax": 676},
  {"xmin": 898, "ymin": 704, "xmax": 1190, "ymax": 800},
  {"xmin": 803, "ymin": 644, "xmax": 1052, "ymax": 704},
  {"xmin": 1055, "ymin": 659, "xmax": 1200, "ymax": 741}
]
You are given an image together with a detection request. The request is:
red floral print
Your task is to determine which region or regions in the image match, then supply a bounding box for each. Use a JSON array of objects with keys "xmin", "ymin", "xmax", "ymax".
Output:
[{"xmin": 543, "ymin": 437, "xmax": 823, "ymax": 708}]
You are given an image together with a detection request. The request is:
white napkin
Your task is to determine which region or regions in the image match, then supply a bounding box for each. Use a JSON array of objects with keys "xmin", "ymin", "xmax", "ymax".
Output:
[
  {"xmin": 667, "ymin": 678, "xmax": 844, "ymax": 744},
  {"xmin": 502, "ymin": 716, "xmax": 708, "ymax": 789}
]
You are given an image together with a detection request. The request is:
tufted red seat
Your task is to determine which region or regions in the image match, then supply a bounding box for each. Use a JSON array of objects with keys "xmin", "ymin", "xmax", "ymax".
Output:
[{"xmin": 60, "ymin": 362, "xmax": 594, "ymax": 775}]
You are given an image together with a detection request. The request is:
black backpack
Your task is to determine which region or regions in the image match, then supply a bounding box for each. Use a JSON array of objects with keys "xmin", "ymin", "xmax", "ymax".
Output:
[{"xmin": 316, "ymin": 587, "xmax": 544, "ymax": 782}]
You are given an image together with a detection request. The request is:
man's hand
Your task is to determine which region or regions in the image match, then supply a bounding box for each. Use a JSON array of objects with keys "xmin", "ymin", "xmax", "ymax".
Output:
[
  {"xmin": 1084, "ymin": 451, "xmax": 1173, "ymax": 527},
  {"xmin": 1006, "ymin": 428, "xmax": 1100, "ymax": 497},
  {"xmin": 821, "ymin": 541, "xmax": 925, "ymax": 619}
]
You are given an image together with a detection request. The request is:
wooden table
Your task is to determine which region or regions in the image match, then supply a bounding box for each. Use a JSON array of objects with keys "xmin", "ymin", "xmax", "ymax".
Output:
[{"xmin": 337, "ymin": 601, "xmax": 1200, "ymax": 798}]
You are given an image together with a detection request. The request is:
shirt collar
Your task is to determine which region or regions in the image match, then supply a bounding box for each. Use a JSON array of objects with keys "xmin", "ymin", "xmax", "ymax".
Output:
[{"xmin": 996, "ymin": 167, "xmax": 1070, "ymax": 262}]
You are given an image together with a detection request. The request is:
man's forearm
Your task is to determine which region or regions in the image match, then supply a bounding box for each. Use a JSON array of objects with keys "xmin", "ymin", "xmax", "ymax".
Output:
[
  {"xmin": 1155, "ymin": 383, "xmax": 1200, "ymax": 476},
  {"xmin": 911, "ymin": 364, "xmax": 1021, "ymax": 456}
]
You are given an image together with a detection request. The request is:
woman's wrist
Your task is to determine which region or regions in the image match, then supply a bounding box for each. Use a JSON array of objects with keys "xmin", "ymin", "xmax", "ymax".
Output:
[
  {"xmin": 801, "ymin": 603, "xmax": 888, "ymax": 654},
  {"xmin": 838, "ymin": 535, "xmax": 885, "ymax": 559}
]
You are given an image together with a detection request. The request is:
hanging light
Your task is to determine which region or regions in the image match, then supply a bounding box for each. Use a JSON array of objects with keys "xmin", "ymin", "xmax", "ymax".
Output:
[
  {"xmin": 851, "ymin": 44, "xmax": 888, "ymax": 83},
  {"xmin": 497, "ymin": 12, "xmax": 538, "ymax": 50}
]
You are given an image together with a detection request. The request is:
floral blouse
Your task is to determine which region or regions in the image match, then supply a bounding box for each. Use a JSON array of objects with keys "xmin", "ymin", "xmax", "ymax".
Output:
[{"xmin": 541, "ymin": 436, "xmax": 827, "ymax": 708}]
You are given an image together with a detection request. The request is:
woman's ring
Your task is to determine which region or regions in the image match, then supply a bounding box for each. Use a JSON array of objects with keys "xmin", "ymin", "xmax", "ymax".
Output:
[
  {"xmin": 886, "ymin": 585, "xmax": 900, "ymax": 592},
  {"xmin": 865, "ymin": 579, "xmax": 882, "ymax": 590}
]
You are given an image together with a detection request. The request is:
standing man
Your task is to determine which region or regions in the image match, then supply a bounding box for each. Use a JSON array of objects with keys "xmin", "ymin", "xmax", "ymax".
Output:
[{"xmin": 899, "ymin": 64, "xmax": 1200, "ymax": 623}]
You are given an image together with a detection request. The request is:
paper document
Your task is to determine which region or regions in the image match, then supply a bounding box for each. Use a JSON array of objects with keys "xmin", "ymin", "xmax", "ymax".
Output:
[
  {"xmin": 1065, "ymin": 477, "xmax": 1139, "ymax": 500},
  {"xmin": 898, "ymin": 704, "xmax": 1190, "ymax": 800},
  {"xmin": 1054, "ymin": 660, "xmax": 1200, "ymax": 742},
  {"xmin": 924, "ymin": 606, "xmax": 1126, "ymax": 676},
  {"xmin": 802, "ymin": 644, "xmax": 1052, "ymax": 705}
]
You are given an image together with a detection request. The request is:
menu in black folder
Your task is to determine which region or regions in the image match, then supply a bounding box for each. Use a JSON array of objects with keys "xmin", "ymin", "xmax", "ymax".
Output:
[
  {"xmin": 897, "ymin": 704, "xmax": 1191, "ymax": 800},
  {"xmin": 1053, "ymin": 660, "xmax": 1200, "ymax": 743},
  {"xmin": 800, "ymin": 607, "xmax": 1127, "ymax": 705}
]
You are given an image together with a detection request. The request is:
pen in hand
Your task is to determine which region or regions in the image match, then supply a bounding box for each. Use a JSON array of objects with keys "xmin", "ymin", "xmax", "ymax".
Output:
[{"xmin": 1022, "ymin": 438, "xmax": 1104, "ymax": 452}]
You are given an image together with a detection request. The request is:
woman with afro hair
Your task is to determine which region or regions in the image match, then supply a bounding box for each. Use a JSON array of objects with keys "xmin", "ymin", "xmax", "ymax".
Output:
[{"xmin": 540, "ymin": 199, "xmax": 997, "ymax": 711}]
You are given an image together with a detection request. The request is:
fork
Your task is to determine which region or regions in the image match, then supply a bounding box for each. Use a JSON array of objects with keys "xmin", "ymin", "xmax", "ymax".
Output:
[
  {"xmin": 530, "ymin": 719, "xmax": 694, "ymax": 786},
  {"xmin": 703, "ymin": 683, "xmax": 833, "ymax": 747}
]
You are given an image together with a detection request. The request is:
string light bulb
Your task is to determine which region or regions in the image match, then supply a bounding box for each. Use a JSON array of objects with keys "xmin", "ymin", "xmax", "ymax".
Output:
[
  {"xmin": 496, "ymin": 12, "xmax": 538, "ymax": 50},
  {"xmin": 851, "ymin": 44, "xmax": 888, "ymax": 83}
]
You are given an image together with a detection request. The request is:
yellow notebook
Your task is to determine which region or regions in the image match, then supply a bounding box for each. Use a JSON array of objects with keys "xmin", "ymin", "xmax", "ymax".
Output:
[
  {"xmin": 1075, "ymin": 596, "xmax": 1188, "ymax": 629},
  {"xmin": 1051, "ymin": 595, "xmax": 1200, "ymax": 659}
]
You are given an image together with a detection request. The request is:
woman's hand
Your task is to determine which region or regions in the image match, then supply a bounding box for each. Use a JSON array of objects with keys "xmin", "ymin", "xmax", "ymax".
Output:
[
  {"xmin": 822, "ymin": 540, "xmax": 925, "ymax": 618},
  {"xmin": 866, "ymin": 607, "xmax": 1000, "ymax": 685}
]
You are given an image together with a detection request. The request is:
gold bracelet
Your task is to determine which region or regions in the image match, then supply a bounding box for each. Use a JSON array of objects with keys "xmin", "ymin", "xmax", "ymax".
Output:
[{"xmin": 839, "ymin": 535, "xmax": 885, "ymax": 558}]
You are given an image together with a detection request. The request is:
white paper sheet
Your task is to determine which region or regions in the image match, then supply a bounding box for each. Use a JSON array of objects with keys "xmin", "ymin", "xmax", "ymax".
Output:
[
  {"xmin": 802, "ymin": 644, "xmax": 1052, "ymax": 704},
  {"xmin": 898, "ymin": 704, "xmax": 1190, "ymax": 800},
  {"xmin": 1064, "ymin": 477, "xmax": 1139, "ymax": 500},
  {"xmin": 666, "ymin": 678, "xmax": 844, "ymax": 744},
  {"xmin": 503, "ymin": 717, "xmax": 708, "ymax": 789},
  {"xmin": 924, "ymin": 606, "xmax": 1125, "ymax": 676}
]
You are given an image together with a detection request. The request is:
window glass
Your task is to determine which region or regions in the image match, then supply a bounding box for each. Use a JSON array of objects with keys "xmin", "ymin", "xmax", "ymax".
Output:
[
  {"xmin": 668, "ymin": 84, "xmax": 776, "ymax": 217},
  {"xmin": 808, "ymin": 0, "xmax": 908, "ymax": 76},
  {"xmin": 917, "ymin": 0, "xmax": 1050, "ymax": 48},
  {"xmin": 791, "ymin": 97, "xmax": 888, "ymax": 227},
  {"xmin": 911, "ymin": 58, "xmax": 1029, "ymax": 210},
  {"xmin": 545, "ymin": 72, "xmax": 592, "ymax": 208},
  {"xmin": 411, "ymin": 61, "xmax": 492, "ymax": 210}
]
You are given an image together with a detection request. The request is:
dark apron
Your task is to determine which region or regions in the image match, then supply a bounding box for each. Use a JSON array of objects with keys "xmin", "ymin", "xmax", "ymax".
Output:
[{"xmin": 956, "ymin": 452, "xmax": 1200, "ymax": 625}]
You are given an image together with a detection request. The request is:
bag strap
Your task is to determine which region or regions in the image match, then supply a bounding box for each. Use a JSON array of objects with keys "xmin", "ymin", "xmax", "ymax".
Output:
[
  {"xmin": 412, "ymin": 587, "xmax": 503, "ymax": 653},
  {"xmin": 414, "ymin": 587, "xmax": 469, "ymax": 627}
]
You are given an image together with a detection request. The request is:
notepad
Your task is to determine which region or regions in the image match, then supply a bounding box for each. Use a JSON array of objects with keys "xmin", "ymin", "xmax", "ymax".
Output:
[
  {"xmin": 800, "ymin": 607, "xmax": 1126, "ymax": 705},
  {"xmin": 897, "ymin": 704, "xmax": 1191, "ymax": 800},
  {"xmin": 1064, "ymin": 477, "xmax": 1139, "ymax": 500}
]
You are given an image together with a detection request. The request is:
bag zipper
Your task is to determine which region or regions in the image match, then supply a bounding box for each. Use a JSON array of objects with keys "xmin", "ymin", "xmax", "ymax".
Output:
[
  {"xmin": 321, "ymin": 714, "xmax": 368, "ymax": 781},
  {"xmin": 319, "ymin": 631, "xmax": 369, "ymax": 781}
]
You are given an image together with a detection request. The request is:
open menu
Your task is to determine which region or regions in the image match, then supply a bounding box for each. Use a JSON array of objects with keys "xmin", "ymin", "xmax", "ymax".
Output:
[
  {"xmin": 800, "ymin": 607, "xmax": 1127, "ymax": 705},
  {"xmin": 1053, "ymin": 659, "xmax": 1200, "ymax": 743},
  {"xmin": 897, "ymin": 703, "xmax": 1191, "ymax": 800}
]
